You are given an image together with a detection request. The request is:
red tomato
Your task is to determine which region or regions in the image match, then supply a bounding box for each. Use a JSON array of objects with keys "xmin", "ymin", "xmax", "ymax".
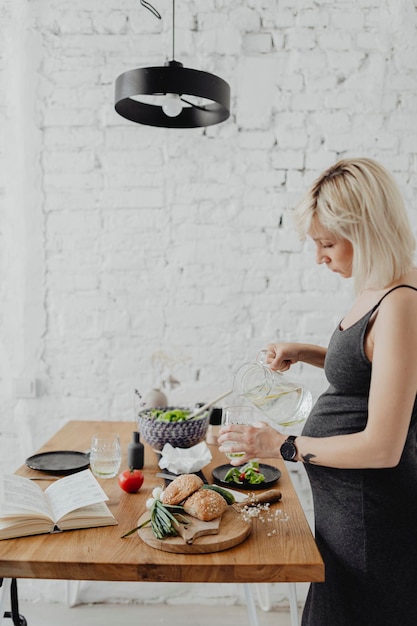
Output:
[{"xmin": 118, "ymin": 469, "xmax": 144, "ymax": 493}]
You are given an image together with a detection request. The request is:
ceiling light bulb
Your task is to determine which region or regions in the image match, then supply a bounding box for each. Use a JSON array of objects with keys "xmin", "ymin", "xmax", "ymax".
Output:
[{"xmin": 162, "ymin": 93, "xmax": 182, "ymax": 117}]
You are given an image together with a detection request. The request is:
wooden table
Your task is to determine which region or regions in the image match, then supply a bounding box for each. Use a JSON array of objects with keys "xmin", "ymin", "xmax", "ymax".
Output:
[{"xmin": 0, "ymin": 420, "xmax": 324, "ymax": 584}]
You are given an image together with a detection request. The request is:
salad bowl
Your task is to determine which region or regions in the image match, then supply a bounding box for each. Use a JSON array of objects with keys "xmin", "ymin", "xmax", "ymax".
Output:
[{"xmin": 137, "ymin": 407, "xmax": 210, "ymax": 451}]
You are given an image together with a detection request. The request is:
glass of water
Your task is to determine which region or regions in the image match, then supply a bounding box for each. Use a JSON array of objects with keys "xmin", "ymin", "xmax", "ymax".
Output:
[
  {"xmin": 221, "ymin": 406, "xmax": 255, "ymax": 461},
  {"xmin": 90, "ymin": 433, "xmax": 122, "ymax": 479}
]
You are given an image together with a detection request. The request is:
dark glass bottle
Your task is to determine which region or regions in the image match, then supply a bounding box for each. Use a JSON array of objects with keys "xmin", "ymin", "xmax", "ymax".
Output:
[
  {"xmin": 127, "ymin": 431, "xmax": 144, "ymax": 469},
  {"xmin": 206, "ymin": 407, "xmax": 223, "ymax": 445}
]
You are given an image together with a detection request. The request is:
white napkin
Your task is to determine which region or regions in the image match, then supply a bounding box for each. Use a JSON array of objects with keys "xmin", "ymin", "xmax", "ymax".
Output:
[{"xmin": 158, "ymin": 441, "xmax": 212, "ymax": 474}]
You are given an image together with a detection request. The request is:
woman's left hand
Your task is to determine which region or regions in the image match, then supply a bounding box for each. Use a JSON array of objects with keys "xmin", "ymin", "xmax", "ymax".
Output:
[{"xmin": 217, "ymin": 421, "xmax": 284, "ymax": 465}]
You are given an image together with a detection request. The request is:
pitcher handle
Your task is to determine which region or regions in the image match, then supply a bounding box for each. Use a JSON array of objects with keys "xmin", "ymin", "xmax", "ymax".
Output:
[
  {"xmin": 256, "ymin": 350, "xmax": 269, "ymax": 365},
  {"xmin": 256, "ymin": 350, "xmax": 285, "ymax": 379}
]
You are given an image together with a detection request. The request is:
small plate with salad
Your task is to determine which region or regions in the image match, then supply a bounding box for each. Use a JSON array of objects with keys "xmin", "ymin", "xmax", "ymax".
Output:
[{"xmin": 212, "ymin": 461, "xmax": 281, "ymax": 490}]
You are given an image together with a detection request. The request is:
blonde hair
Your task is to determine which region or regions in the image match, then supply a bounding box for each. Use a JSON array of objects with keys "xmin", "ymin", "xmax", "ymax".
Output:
[{"xmin": 294, "ymin": 158, "xmax": 415, "ymax": 292}]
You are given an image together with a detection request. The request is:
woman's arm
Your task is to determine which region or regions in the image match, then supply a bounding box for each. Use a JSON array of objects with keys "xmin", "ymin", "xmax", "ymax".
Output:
[
  {"xmin": 266, "ymin": 342, "xmax": 327, "ymax": 371},
  {"xmin": 220, "ymin": 290, "xmax": 417, "ymax": 469}
]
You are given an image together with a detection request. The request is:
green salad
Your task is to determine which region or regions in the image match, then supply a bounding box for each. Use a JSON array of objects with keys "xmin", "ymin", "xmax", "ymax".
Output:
[
  {"xmin": 147, "ymin": 409, "xmax": 192, "ymax": 422},
  {"xmin": 224, "ymin": 461, "xmax": 266, "ymax": 485}
]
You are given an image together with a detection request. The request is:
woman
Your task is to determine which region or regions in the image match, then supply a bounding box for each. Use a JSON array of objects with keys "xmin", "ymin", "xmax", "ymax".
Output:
[{"xmin": 218, "ymin": 158, "xmax": 417, "ymax": 625}]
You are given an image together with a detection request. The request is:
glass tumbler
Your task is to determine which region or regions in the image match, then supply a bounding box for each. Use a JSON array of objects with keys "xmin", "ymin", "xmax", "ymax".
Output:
[
  {"xmin": 90, "ymin": 433, "xmax": 122, "ymax": 479},
  {"xmin": 221, "ymin": 406, "xmax": 255, "ymax": 461}
]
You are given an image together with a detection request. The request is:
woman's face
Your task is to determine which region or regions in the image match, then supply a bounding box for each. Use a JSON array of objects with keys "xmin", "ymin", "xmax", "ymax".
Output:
[{"xmin": 308, "ymin": 219, "xmax": 353, "ymax": 278}]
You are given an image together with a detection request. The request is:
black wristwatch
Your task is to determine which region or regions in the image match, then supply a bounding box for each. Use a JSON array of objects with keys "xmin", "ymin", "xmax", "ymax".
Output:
[{"xmin": 280, "ymin": 435, "xmax": 298, "ymax": 462}]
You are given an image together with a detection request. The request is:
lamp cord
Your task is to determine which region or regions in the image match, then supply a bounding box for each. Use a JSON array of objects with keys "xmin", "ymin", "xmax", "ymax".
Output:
[
  {"xmin": 139, "ymin": 0, "xmax": 175, "ymax": 60},
  {"xmin": 139, "ymin": 0, "xmax": 161, "ymax": 20},
  {"xmin": 172, "ymin": 0, "xmax": 176, "ymax": 60}
]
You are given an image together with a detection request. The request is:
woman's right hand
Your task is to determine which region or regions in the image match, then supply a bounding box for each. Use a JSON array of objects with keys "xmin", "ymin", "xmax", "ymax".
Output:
[
  {"xmin": 264, "ymin": 343, "xmax": 302, "ymax": 371},
  {"xmin": 264, "ymin": 342, "xmax": 327, "ymax": 371}
]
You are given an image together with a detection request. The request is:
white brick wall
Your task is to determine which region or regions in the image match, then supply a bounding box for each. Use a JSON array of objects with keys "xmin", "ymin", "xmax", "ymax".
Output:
[{"xmin": 1, "ymin": 0, "xmax": 417, "ymax": 608}]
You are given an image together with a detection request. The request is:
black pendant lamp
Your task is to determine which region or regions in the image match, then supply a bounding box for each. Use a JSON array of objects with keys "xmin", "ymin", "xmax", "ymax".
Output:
[{"xmin": 115, "ymin": 0, "xmax": 231, "ymax": 128}]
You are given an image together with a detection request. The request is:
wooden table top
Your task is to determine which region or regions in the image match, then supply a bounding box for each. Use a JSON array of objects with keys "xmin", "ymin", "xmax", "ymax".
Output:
[{"xmin": 0, "ymin": 420, "xmax": 324, "ymax": 583}]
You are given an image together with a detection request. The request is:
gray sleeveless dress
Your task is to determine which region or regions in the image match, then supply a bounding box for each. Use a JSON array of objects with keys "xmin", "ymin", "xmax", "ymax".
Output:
[{"xmin": 301, "ymin": 285, "xmax": 417, "ymax": 626}]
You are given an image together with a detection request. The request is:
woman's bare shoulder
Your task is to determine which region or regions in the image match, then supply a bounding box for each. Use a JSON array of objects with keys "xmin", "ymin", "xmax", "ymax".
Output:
[{"xmin": 376, "ymin": 278, "xmax": 417, "ymax": 326}]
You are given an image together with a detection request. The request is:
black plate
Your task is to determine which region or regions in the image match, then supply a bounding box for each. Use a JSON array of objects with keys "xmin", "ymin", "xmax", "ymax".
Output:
[
  {"xmin": 212, "ymin": 463, "xmax": 281, "ymax": 490},
  {"xmin": 25, "ymin": 451, "xmax": 90, "ymax": 475}
]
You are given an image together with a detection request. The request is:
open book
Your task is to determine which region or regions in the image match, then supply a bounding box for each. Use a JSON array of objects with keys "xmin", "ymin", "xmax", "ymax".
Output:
[{"xmin": 0, "ymin": 468, "xmax": 117, "ymax": 540}]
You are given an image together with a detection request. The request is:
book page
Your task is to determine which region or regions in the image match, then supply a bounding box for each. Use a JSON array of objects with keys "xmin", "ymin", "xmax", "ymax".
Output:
[
  {"xmin": 0, "ymin": 474, "xmax": 53, "ymax": 519},
  {"xmin": 45, "ymin": 469, "xmax": 109, "ymax": 522},
  {"xmin": 59, "ymin": 501, "xmax": 117, "ymax": 530}
]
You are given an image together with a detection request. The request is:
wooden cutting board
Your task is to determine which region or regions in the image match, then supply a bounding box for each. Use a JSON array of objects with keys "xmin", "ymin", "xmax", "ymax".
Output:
[{"xmin": 137, "ymin": 507, "xmax": 251, "ymax": 554}]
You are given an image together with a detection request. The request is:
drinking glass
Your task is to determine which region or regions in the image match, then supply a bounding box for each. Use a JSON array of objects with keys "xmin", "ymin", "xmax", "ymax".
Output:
[
  {"xmin": 90, "ymin": 433, "xmax": 122, "ymax": 479},
  {"xmin": 221, "ymin": 406, "xmax": 255, "ymax": 461}
]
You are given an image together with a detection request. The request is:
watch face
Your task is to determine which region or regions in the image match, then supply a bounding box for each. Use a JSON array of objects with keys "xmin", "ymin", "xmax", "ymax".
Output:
[{"xmin": 281, "ymin": 440, "xmax": 297, "ymax": 461}]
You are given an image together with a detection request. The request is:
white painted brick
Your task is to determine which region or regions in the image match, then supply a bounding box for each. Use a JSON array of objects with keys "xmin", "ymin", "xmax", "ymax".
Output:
[
  {"xmin": 91, "ymin": 11, "xmax": 128, "ymax": 35},
  {"xmin": 267, "ymin": 8, "xmax": 297, "ymax": 29},
  {"xmin": 387, "ymin": 113, "xmax": 417, "ymax": 133},
  {"xmin": 285, "ymin": 169, "xmax": 310, "ymax": 193},
  {"xmin": 128, "ymin": 9, "xmax": 163, "ymax": 35},
  {"xmin": 56, "ymin": 12, "xmax": 95, "ymax": 35},
  {"xmin": 235, "ymin": 57, "xmax": 275, "ymax": 128},
  {"xmin": 47, "ymin": 270, "xmax": 99, "ymax": 292},
  {"xmin": 244, "ymin": 32, "xmax": 273, "ymax": 53},
  {"xmin": 271, "ymin": 30, "xmax": 285, "ymax": 50},
  {"xmin": 331, "ymin": 9, "xmax": 365, "ymax": 30},
  {"xmin": 42, "ymin": 150, "xmax": 96, "ymax": 172},
  {"xmin": 286, "ymin": 28, "xmax": 317, "ymax": 50},
  {"xmin": 44, "ymin": 127, "xmax": 103, "ymax": 149},
  {"xmin": 99, "ymin": 188, "xmax": 160, "ymax": 210},
  {"xmin": 246, "ymin": 169, "xmax": 286, "ymax": 188},
  {"xmin": 102, "ymin": 147, "xmax": 164, "ymax": 169},
  {"xmin": 291, "ymin": 92, "xmax": 328, "ymax": 112},
  {"xmin": 299, "ymin": 8, "xmax": 330, "ymax": 28},
  {"xmin": 44, "ymin": 171, "xmax": 103, "ymax": 190},
  {"xmin": 305, "ymin": 151, "xmax": 339, "ymax": 172},
  {"xmin": 238, "ymin": 130, "xmax": 276, "ymax": 150},
  {"xmin": 400, "ymin": 133, "xmax": 417, "ymax": 154},
  {"xmin": 43, "ymin": 106, "xmax": 97, "ymax": 126},
  {"xmin": 104, "ymin": 126, "xmax": 156, "ymax": 150},
  {"xmin": 44, "ymin": 190, "xmax": 100, "ymax": 211},
  {"xmin": 197, "ymin": 22, "xmax": 242, "ymax": 56},
  {"xmin": 356, "ymin": 32, "xmax": 381, "ymax": 50},
  {"xmin": 317, "ymin": 31, "xmax": 352, "ymax": 51},
  {"xmin": 276, "ymin": 126, "xmax": 308, "ymax": 150},
  {"xmin": 271, "ymin": 149, "xmax": 304, "ymax": 170},
  {"xmin": 326, "ymin": 49, "xmax": 368, "ymax": 74},
  {"xmin": 229, "ymin": 6, "xmax": 261, "ymax": 32}
]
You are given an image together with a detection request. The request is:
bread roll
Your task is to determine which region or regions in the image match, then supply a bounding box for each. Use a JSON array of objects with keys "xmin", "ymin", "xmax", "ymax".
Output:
[
  {"xmin": 161, "ymin": 474, "xmax": 203, "ymax": 505},
  {"xmin": 183, "ymin": 488, "xmax": 228, "ymax": 521}
]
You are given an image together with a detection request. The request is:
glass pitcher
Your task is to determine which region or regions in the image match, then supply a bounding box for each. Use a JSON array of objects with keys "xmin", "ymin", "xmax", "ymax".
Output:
[{"xmin": 233, "ymin": 350, "xmax": 312, "ymax": 430}]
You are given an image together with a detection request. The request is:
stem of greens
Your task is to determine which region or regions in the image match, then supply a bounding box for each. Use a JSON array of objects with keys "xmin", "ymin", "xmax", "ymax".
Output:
[{"xmin": 121, "ymin": 500, "xmax": 188, "ymax": 539}]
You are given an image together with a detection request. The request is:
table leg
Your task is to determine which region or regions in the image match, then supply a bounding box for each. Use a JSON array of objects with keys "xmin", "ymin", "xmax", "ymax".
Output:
[
  {"xmin": 243, "ymin": 583, "xmax": 259, "ymax": 626},
  {"xmin": 288, "ymin": 583, "xmax": 299, "ymax": 626},
  {"xmin": 66, "ymin": 580, "xmax": 81, "ymax": 607},
  {"xmin": 0, "ymin": 579, "xmax": 27, "ymax": 626},
  {"xmin": 255, "ymin": 582, "xmax": 299, "ymax": 625},
  {"xmin": 0, "ymin": 579, "xmax": 11, "ymax": 624}
]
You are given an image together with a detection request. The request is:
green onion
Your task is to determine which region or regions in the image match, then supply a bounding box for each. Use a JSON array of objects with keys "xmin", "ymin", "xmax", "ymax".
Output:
[{"xmin": 121, "ymin": 500, "xmax": 189, "ymax": 540}]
